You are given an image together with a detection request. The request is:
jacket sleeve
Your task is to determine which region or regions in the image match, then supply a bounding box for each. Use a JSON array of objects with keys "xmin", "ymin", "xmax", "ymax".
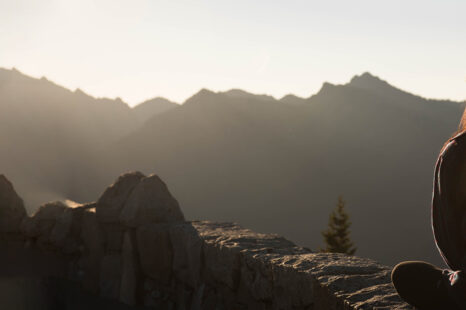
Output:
[{"xmin": 432, "ymin": 135, "xmax": 466, "ymax": 271}]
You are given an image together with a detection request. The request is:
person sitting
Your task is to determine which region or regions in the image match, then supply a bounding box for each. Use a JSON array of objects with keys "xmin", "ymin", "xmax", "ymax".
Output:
[{"xmin": 391, "ymin": 109, "xmax": 466, "ymax": 309}]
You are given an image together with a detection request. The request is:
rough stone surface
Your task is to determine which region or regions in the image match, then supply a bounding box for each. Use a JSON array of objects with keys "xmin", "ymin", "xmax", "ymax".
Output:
[
  {"xmin": 0, "ymin": 175, "xmax": 26, "ymax": 233},
  {"xmin": 192, "ymin": 221, "xmax": 412, "ymax": 310},
  {"xmin": 99, "ymin": 254, "xmax": 122, "ymax": 300},
  {"xmin": 169, "ymin": 223, "xmax": 203, "ymax": 288},
  {"xmin": 96, "ymin": 171, "xmax": 145, "ymax": 223},
  {"xmin": 21, "ymin": 201, "xmax": 67, "ymax": 241},
  {"xmin": 119, "ymin": 231, "xmax": 139, "ymax": 306},
  {"xmin": 101, "ymin": 222, "xmax": 125, "ymax": 253},
  {"xmin": 0, "ymin": 173, "xmax": 413, "ymax": 310},
  {"xmin": 49, "ymin": 204, "xmax": 87, "ymax": 251},
  {"xmin": 120, "ymin": 174, "xmax": 185, "ymax": 227},
  {"xmin": 137, "ymin": 223, "xmax": 173, "ymax": 284},
  {"xmin": 80, "ymin": 207, "xmax": 105, "ymax": 293}
]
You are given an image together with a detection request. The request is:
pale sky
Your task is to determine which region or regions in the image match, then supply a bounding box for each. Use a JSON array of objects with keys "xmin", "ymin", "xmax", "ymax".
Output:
[{"xmin": 1, "ymin": 0, "xmax": 464, "ymax": 106}]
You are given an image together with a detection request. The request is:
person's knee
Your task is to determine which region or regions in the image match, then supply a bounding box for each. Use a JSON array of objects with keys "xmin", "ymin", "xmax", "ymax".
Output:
[
  {"xmin": 391, "ymin": 261, "xmax": 415, "ymax": 288},
  {"xmin": 392, "ymin": 262, "xmax": 408, "ymax": 293}
]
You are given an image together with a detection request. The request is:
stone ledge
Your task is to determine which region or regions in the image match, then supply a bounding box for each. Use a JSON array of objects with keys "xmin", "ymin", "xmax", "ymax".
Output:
[
  {"xmin": 0, "ymin": 172, "xmax": 412, "ymax": 309},
  {"xmin": 193, "ymin": 221, "xmax": 411, "ymax": 309}
]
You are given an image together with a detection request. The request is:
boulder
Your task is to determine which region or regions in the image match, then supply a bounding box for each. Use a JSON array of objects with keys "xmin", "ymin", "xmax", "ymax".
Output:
[
  {"xmin": 49, "ymin": 205, "xmax": 86, "ymax": 251},
  {"xmin": 119, "ymin": 232, "xmax": 139, "ymax": 306},
  {"xmin": 136, "ymin": 223, "xmax": 173, "ymax": 284},
  {"xmin": 120, "ymin": 174, "xmax": 185, "ymax": 227},
  {"xmin": 21, "ymin": 201, "xmax": 67, "ymax": 240},
  {"xmin": 99, "ymin": 254, "xmax": 122, "ymax": 300},
  {"xmin": 169, "ymin": 223, "xmax": 202, "ymax": 288},
  {"xmin": 101, "ymin": 222, "xmax": 125, "ymax": 253},
  {"xmin": 80, "ymin": 208, "xmax": 105, "ymax": 293},
  {"xmin": 96, "ymin": 171, "xmax": 145, "ymax": 223},
  {"xmin": 0, "ymin": 175, "xmax": 26, "ymax": 233}
]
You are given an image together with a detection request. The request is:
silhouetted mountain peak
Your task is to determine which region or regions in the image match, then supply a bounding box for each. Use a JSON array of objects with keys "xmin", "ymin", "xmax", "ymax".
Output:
[
  {"xmin": 280, "ymin": 94, "xmax": 306, "ymax": 105},
  {"xmin": 223, "ymin": 89, "xmax": 275, "ymax": 101},
  {"xmin": 347, "ymin": 72, "xmax": 429, "ymax": 102},
  {"xmin": 74, "ymin": 88, "xmax": 88, "ymax": 95},
  {"xmin": 348, "ymin": 72, "xmax": 393, "ymax": 90},
  {"xmin": 198, "ymin": 88, "xmax": 216, "ymax": 96},
  {"xmin": 183, "ymin": 88, "xmax": 218, "ymax": 106},
  {"xmin": 133, "ymin": 97, "xmax": 178, "ymax": 123},
  {"xmin": 316, "ymin": 82, "xmax": 338, "ymax": 96}
]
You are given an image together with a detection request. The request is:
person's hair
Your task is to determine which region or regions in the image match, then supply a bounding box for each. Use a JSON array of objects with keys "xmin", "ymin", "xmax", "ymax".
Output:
[
  {"xmin": 459, "ymin": 107, "xmax": 466, "ymax": 134},
  {"xmin": 441, "ymin": 108, "xmax": 466, "ymax": 153}
]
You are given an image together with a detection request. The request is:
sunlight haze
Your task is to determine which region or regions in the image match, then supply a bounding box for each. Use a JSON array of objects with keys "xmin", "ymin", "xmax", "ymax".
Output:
[{"xmin": 1, "ymin": 0, "xmax": 464, "ymax": 106}]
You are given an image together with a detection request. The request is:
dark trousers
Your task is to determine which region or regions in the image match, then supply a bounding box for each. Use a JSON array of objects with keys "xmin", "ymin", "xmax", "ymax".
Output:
[{"xmin": 391, "ymin": 261, "xmax": 460, "ymax": 310}]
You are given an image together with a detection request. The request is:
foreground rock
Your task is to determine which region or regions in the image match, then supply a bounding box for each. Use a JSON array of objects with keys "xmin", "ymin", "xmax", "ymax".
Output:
[
  {"xmin": 96, "ymin": 171, "xmax": 145, "ymax": 224},
  {"xmin": 21, "ymin": 201, "xmax": 67, "ymax": 242},
  {"xmin": 120, "ymin": 174, "xmax": 185, "ymax": 227},
  {"xmin": 0, "ymin": 175, "xmax": 26, "ymax": 232},
  {"xmin": 0, "ymin": 173, "xmax": 410, "ymax": 309}
]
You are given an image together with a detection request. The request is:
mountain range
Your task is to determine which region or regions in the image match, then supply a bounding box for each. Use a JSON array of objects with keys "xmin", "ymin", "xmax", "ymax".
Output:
[{"xmin": 0, "ymin": 67, "xmax": 464, "ymax": 266}]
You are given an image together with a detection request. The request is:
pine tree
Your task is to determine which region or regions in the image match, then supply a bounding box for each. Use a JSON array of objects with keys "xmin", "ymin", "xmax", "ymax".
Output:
[{"xmin": 321, "ymin": 195, "xmax": 356, "ymax": 255}]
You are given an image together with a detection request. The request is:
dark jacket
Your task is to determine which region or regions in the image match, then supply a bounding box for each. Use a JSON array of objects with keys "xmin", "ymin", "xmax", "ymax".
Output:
[{"xmin": 432, "ymin": 131, "xmax": 466, "ymax": 271}]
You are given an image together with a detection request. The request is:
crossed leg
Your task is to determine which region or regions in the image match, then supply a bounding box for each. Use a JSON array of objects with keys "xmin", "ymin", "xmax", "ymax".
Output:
[{"xmin": 391, "ymin": 261, "xmax": 460, "ymax": 310}]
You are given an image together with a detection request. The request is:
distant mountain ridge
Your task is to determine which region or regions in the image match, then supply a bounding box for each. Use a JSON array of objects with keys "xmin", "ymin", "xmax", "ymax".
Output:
[
  {"xmin": 0, "ymin": 67, "xmax": 464, "ymax": 266},
  {"xmin": 0, "ymin": 68, "xmax": 175, "ymax": 206}
]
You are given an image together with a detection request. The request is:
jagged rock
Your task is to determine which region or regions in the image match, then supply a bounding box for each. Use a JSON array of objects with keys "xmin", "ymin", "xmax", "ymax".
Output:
[
  {"xmin": 169, "ymin": 223, "xmax": 202, "ymax": 288},
  {"xmin": 0, "ymin": 172, "xmax": 413, "ymax": 309},
  {"xmin": 120, "ymin": 174, "xmax": 185, "ymax": 227},
  {"xmin": 0, "ymin": 175, "xmax": 26, "ymax": 233},
  {"xmin": 96, "ymin": 171, "xmax": 145, "ymax": 223},
  {"xmin": 49, "ymin": 204, "xmax": 87, "ymax": 251},
  {"xmin": 137, "ymin": 223, "xmax": 173, "ymax": 284},
  {"xmin": 101, "ymin": 222, "xmax": 125, "ymax": 253},
  {"xmin": 271, "ymin": 264, "xmax": 313, "ymax": 308},
  {"xmin": 99, "ymin": 254, "xmax": 122, "ymax": 300},
  {"xmin": 20, "ymin": 216, "xmax": 37, "ymax": 238},
  {"xmin": 119, "ymin": 231, "xmax": 139, "ymax": 306},
  {"xmin": 21, "ymin": 201, "xmax": 67, "ymax": 240},
  {"xmin": 80, "ymin": 208, "xmax": 105, "ymax": 293},
  {"xmin": 239, "ymin": 255, "xmax": 273, "ymax": 301}
]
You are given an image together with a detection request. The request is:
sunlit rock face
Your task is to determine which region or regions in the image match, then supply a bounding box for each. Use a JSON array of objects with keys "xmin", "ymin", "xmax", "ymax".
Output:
[
  {"xmin": 119, "ymin": 174, "xmax": 185, "ymax": 227},
  {"xmin": 96, "ymin": 171, "xmax": 146, "ymax": 224},
  {"xmin": 0, "ymin": 173, "xmax": 410, "ymax": 309}
]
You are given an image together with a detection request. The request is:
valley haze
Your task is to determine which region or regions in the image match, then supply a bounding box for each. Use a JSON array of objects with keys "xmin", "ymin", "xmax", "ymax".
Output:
[{"xmin": 0, "ymin": 67, "xmax": 464, "ymax": 267}]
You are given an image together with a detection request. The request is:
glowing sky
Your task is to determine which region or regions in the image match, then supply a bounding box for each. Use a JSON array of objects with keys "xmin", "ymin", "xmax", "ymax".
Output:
[{"xmin": 1, "ymin": 0, "xmax": 464, "ymax": 106}]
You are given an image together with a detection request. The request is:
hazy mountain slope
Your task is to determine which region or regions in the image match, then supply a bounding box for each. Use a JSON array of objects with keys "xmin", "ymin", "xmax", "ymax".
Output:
[
  {"xmin": 132, "ymin": 97, "xmax": 179, "ymax": 124},
  {"xmin": 0, "ymin": 68, "xmax": 139, "ymax": 210},
  {"xmin": 1, "ymin": 68, "xmax": 464, "ymax": 265},
  {"xmin": 280, "ymin": 94, "xmax": 307, "ymax": 105},
  {"xmin": 105, "ymin": 74, "xmax": 464, "ymax": 266}
]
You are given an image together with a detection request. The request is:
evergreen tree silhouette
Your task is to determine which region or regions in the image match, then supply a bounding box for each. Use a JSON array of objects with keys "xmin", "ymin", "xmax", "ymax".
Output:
[{"xmin": 321, "ymin": 195, "xmax": 356, "ymax": 255}]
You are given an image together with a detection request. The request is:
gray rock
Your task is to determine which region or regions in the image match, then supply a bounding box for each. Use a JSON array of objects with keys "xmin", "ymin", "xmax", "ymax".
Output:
[
  {"xmin": 20, "ymin": 216, "xmax": 37, "ymax": 238},
  {"xmin": 21, "ymin": 201, "xmax": 67, "ymax": 240},
  {"xmin": 0, "ymin": 175, "xmax": 26, "ymax": 233},
  {"xmin": 120, "ymin": 231, "xmax": 139, "ymax": 306},
  {"xmin": 120, "ymin": 174, "xmax": 185, "ymax": 227},
  {"xmin": 99, "ymin": 254, "xmax": 122, "ymax": 300},
  {"xmin": 96, "ymin": 171, "xmax": 145, "ymax": 223},
  {"xmin": 80, "ymin": 208, "xmax": 105, "ymax": 293},
  {"xmin": 137, "ymin": 223, "xmax": 173, "ymax": 284},
  {"xmin": 101, "ymin": 222, "xmax": 125, "ymax": 253},
  {"xmin": 169, "ymin": 223, "xmax": 202, "ymax": 288},
  {"xmin": 49, "ymin": 205, "xmax": 85, "ymax": 250}
]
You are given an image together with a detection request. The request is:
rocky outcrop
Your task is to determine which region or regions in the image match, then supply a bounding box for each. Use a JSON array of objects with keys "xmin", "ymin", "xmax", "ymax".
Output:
[
  {"xmin": 0, "ymin": 175, "xmax": 26, "ymax": 233},
  {"xmin": 119, "ymin": 174, "xmax": 185, "ymax": 227},
  {"xmin": 96, "ymin": 171, "xmax": 145, "ymax": 224},
  {"xmin": 0, "ymin": 173, "xmax": 411, "ymax": 309}
]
